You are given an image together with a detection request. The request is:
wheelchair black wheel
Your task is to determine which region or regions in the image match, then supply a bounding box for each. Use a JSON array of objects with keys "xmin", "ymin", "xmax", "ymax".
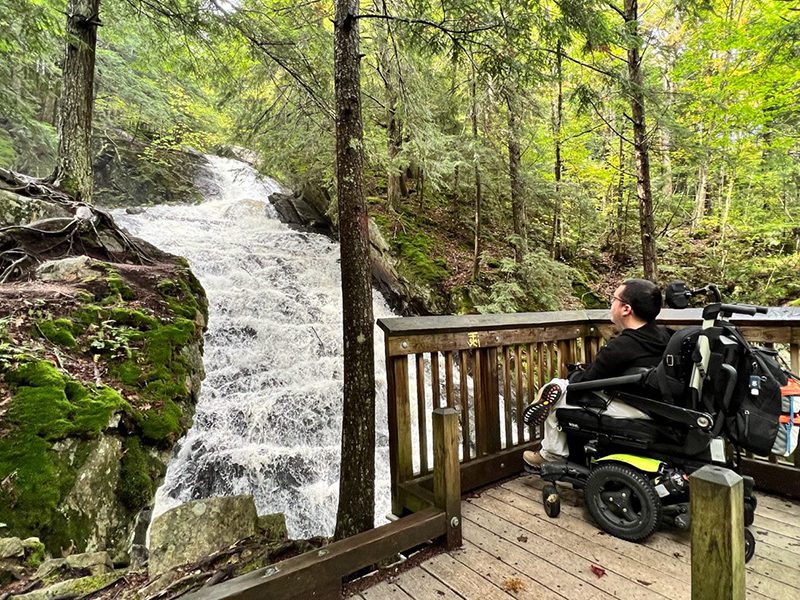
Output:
[
  {"xmin": 542, "ymin": 484, "xmax": 561, "ymax": 518},
  {"xmin": 744, "ymin": 528, "xmax": 756, "ymax": 563},
  {"xmin": 585, "ymin": 463, "xmax": 662, "ymax": 542}
]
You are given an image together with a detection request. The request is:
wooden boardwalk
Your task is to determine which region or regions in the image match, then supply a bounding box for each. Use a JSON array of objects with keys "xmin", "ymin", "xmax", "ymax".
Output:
[{"xmin": 352, "ymin": 475, "xmax": 800, "ymax": 600}]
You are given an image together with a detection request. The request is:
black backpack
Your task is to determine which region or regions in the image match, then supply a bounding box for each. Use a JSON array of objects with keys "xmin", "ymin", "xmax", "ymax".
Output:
[{"xmin": 725, "ymin": 344, "xmax": 787, "ymax": 455}]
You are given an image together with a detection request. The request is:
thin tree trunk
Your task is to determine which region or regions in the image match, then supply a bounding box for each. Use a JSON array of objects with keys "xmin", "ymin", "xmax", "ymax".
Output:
[
  {"xmin": 624, "ymin": 0, "xmax": 657, "ymax": 280},
  {"xmin": 505, "ymin": 89, "xmax": 527, "ymax": 263},
  {"xmin": 693, "ymin": 160, "xmax": 709, "ymax": 226},
  {"xmin": 471, "ymin": 61, "xmax": 482, "ymax": 281},
  {"xmin": 615, "ymin": 118, "xmax": 627, "ymax": 264},
  {"xmin": 333, "ymin": 0, "xmax": 375, "ymax": 541},
  {"xmin": 550, "ymin": 43, "xmax": 563, "ymax": 260},
  {"xmin": 380, "ymin": 0, "xmax": 402, "ymax": 211},
  {"xmin": 660, "ymin": 71, "xmax": 673, "ymax": 204},
  {"xmin": 52, "ymin": 0, "xmax": 100, "ymax": 202}
]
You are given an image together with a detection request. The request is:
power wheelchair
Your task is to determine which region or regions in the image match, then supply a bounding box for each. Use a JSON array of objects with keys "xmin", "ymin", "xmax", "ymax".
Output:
[{"xmin": 528, "ymin": 282, "xmax": 793, "ymax": 563}]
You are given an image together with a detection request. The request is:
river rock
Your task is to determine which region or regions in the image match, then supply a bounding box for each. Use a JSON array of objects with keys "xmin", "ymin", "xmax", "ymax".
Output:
[
  {"xmin": 35, "ymin": 255, "xmax": 101, "ymax": 282},
  {"xmin": 11, "ymin": 570, "xmax": 122, "ymax": 600},
  {"xmin": 257, "ymin": 513, "xmax": 288, "ymax": 543},
  {"xmin": 0, "ymin": 189, "xmax": 71, "ymax": 227},
  {"xmin": 0, "ymin": 537, "xmax": 24, "ymax": 559},
  {"xmin": 148, "ymin": 495, "xmax": 259, "ymax": 575}
]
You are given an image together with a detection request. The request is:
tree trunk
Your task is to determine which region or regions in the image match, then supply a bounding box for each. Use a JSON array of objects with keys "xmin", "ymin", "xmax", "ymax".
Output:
[
  {"xmin": 505, "ymin": 89, "xmax": 527, "ymax": 263},
  {"xmin": 550, "ymin": 43, "xmax": 564, "ymax": 260},
  {"xmin": 693, "ymin": 160, "xmax": 709, "ymax": 226},
  {"xmin": 52, "ymin": 0, "xmax": 100, "ymax": 202},
  {"xmin": 660, "ymin": 70, "xmax": 673, "ymax": 204},
  {"xmin": 333, "ymin": 0, "xmax": 376, "ymax": 541},
  {"xmin": 471, "ymin": 62, "xmax": 482, "ymax": 281},
  {"xmin": 379, "ymin": 0, "xmax": 402, "ymax": 211},
  {"xmin": 615, "ymin": 118, "xmax": 627, "ymax": 264},
  {"xmin": 624, "ymin": 0, "xmax": 657, "ymax": 280}
]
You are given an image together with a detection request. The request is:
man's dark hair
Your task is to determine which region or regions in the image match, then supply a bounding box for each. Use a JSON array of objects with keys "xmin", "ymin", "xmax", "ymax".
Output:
[{"xmin": 620, "ymin": 279, "xmax": 662, "ymax": 322}]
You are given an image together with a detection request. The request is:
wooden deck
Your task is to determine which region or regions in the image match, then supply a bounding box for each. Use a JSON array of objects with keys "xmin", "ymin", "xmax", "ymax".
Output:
[{"xmin": 352, "ymin": 475, "xmax": 800, "ymax": 600}]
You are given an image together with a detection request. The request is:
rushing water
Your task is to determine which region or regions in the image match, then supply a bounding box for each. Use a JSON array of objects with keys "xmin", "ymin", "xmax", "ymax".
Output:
[{"xmin": 114, "ymin": 156, "xmax": 393, "ymax": 538}]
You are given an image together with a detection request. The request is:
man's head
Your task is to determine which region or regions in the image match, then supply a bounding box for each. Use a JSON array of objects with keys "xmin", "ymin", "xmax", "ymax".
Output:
[{"xmin": 610, "ymin": 279, "xmax": 662, "ymax": 329}]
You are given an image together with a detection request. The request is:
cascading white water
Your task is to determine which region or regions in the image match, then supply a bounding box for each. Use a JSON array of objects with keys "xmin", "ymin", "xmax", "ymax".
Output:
[{"xmin": 114, "ymin": 156, "xmax": 392, "ymax": 538}]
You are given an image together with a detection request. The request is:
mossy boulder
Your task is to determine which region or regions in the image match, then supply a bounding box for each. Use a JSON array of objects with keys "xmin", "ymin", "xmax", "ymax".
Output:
[{"xmin": 0, "ymin": 254, "xmax": 208, "ymax": 558}]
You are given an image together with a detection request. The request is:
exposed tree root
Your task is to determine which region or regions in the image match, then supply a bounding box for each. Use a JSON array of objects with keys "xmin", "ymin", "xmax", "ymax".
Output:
[{"xmin": 0, "ymin": 167, "xmax": 154, "ymax": 282}]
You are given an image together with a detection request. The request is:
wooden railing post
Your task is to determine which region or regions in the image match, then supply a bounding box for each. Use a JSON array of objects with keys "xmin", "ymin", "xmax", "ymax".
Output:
[
  {"xmin": 433, "ymin": 407, "xmax": 462, "ymax": 550},
  {"xmin": 387, "ymin": 354, "xmax": 413, "ymax": 516},
  {"xmin": 690, "ymin": 465, "xmax": 745, "ymax": 600},
  {"xmin": 475, "ymin": 347, "xmax": 500, "ymax": 455}
]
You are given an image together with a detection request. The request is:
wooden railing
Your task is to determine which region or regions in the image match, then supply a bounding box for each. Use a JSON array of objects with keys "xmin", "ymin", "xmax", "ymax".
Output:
[
  {"xmin": 378, "ymin": 307, "xmax": 800, "ymax": 514},
  {"xmin": 183, "ymin": 409, "xmax": 462, "ymax": 600}
]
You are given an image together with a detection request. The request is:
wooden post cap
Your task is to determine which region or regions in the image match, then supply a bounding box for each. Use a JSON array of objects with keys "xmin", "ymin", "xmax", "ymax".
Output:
[{"xmin": 689, "ymin": 464, "xmax": 743, "ymax": 488}]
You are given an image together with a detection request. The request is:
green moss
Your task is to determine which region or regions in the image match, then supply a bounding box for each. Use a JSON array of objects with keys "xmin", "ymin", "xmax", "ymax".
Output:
[
  {"xmin": 37, "ymin": 319, "xmax": 78, "ymax": 347},
  {"xmin": 137, "ymin": 398, "xmax": 183, "ymax": 442},
  {"xmin": 0, "ymin": 360, "xmax": 127, "ymax": 551},
  {"xmin": 106, "ymin": 272, "xmax": 136, "ymax": 301},
  {"xmin": 25, "ymin": 541, "xmax": 46, "ymax": 567},
  {"xmin": 118, "ymin": 437, "xmax": 164, "ymax": 512},
  {"xmin": 393, "ymin": 232, "xmax": 449, "ymax": 285}
]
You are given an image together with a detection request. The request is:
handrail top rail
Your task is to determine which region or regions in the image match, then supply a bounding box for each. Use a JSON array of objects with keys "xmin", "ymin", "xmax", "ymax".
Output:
[{"xmin": 377, "ymin": 307, "xmax": 800, "ymax": 336}]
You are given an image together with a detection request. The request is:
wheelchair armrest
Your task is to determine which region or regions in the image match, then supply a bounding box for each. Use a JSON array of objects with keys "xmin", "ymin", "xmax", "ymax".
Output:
[
  {"xmin": 566, "ymin": 372, "xmax": 647, "ymax": 394},
  {"xmin": 615, "ymin": 391, "xmax": 714, "ymax": 431}
]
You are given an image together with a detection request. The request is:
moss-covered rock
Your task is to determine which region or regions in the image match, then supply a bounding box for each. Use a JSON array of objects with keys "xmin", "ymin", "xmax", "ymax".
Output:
[{"xmin": 0, "ymin": 255, "xmax": 208, "ymax": 557}]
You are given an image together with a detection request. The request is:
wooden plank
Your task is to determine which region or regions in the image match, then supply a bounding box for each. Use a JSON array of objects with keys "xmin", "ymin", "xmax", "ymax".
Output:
[
  {"xmin": 469, "ymin": 494, "xmax": 689, "ymax": 600},
  {"xmin": 388, "ymin": 356, "xmax": 413, "ymax": 516},
  {"xmin": 444, "ymin": 351, "xmax": 454, "ymax": 408},
  {"xmin": 459, "ymin": 350, "xmax": 471, "ymax": 462},
  {"xmin": 392, "ymin": 565, "xmax": 464, "ymax": 599},
  {"xmin": 454, "ymin": 540, "xmax": 567, "ymax": 600},
  {"xmin": 512, "ymin": 477, "xmax": 800, "ymax": 582},
  {"xmin": 430, "ymin": 352, "xmax": 441, "ymax": 409},
  {"xmin": 514, "ymin": 345, "xmax": 524, "ymax": 444},
  {"xmin": 415, "ymin": 353, "xmax": 428, "ymax": 475},
  {"xmin": 690, "ymin": 466, "xmax": 745, "ymax": 600},
  {"xmin": 377, "ymin": 310, "xmax": 594, "ymax": 336},
  {"xmin": 433, "ymin": 408, "xmax": 462, "ymax": 550},
  {"xmin": 462, "ymin": 501, "xmax": 668, "ymax": 600},
  {"xmin": 182, "ymin": 508, "xmax": 447, "ymax": 600},
  {"xmin": 462, "ymin": 523, "xmax": 618, "ymax": 600},
  {"xmin": 502, "ymin": 346, "xmax": 513, "ymax": 447},
  {"xmin": 359, "ymin": 581, "xmax": 413, "ymax": 599},
  {"xmin": 741, "ymin": 458, "xmax": 800, "ymax": 500},
  {"xmin": 476, "ymin": 347, "xmax": 501, "ymax": 456},
  {"xmin": 486, "ymin": 485, "xmax": 689, "ymax": 581},
  {"xmin": 420, "ymin": 553, "xmax": 516, "ymax": 599},
  {"xmin": 386, "ymin": 325, "xmax": 586, "ymax": 356}
]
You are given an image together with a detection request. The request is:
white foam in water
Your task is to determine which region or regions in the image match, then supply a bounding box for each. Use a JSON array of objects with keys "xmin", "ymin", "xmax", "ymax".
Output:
[{"xmin": 114, "ymin": 156, "xmax": 393, "ymax": 538}]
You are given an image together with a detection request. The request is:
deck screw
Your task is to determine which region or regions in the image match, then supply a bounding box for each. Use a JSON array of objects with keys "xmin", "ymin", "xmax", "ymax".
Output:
[
  {"xmin": 401, "ymin": 340, "xmax": 408, "ymax": 349},
  {"xmin": 263, "ymin": 566, "xmax": 279, "ymax": 577},
  {"xmin": 318, "ymin": 549, "xmax": 329, "ymax": 557},
  {"xmin": 450, "ymin": 516, "xmax": 460, "ymax": 528}
]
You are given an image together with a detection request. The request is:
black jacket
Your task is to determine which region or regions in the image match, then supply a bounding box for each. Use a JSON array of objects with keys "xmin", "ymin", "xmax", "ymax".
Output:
[{"xmin": 570, "ymin": 321, "xmax": 673, "ymax": 383}]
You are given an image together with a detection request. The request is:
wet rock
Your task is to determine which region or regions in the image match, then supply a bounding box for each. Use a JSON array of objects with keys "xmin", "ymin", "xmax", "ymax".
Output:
[
  {"xmin": 125, "ymin": 206, "xmax": 147, "ymax": 215},
  {"xmin": 258, "ymin": 514, "xmax": 288, "ymax": 544},
  {"xmin": 148, "ymin": 495, "xmax": 259, "ymax": 575}
]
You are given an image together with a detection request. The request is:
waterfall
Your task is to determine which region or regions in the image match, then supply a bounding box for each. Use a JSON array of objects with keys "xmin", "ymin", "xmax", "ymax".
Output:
[{"xmin": 114, "ymin": 156, "xmax": 392, "ymax": 539}]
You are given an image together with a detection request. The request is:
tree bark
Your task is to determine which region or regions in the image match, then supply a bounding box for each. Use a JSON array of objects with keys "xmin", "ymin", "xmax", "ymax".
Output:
[
  {"xmin": 660, "ymin": 70, "xmax": 673, "ymax": 204},
  {"xmin": 615, "ymin": 117, "xmax": 627, "ymax": 264},
  {"xmin": 52, "ymin": 0, "xmax": 100, "ymax": 202},
  {"xmin": 333, "ymin": 0, "xmax": 376, "ymax": 541},
  {"xmin": 505, "ymin": 89, "xmax": 527, "ymax": 263},
  {"xmin": 550, "ymin": 43, "xmax": 563, "ymax": 260},
  {"xmin": 624, "ymin": 0, "xmax": 657, "ymax": 280},
  {"xmin": 379, "ymin": 0, "xmax": 402, "ymax": 211},
  {"xmin": 470, "ymin": 61, "xmax": 482, "ymax": 281}
]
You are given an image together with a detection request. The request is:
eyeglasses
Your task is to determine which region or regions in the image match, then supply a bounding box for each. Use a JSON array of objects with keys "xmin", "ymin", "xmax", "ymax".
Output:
[{"xmin": 611, "ymin": 295, "xmax": 628, "ymax": 305}]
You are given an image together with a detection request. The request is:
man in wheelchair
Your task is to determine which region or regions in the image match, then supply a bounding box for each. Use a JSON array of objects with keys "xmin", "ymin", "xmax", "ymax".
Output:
[
  {"xmin": 523, "ymin": 278, "xmax": 673, "ymax": 469},
  {"xmin": 520, "ymin": 280, "xmax": 794, "ymax": 562}
]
